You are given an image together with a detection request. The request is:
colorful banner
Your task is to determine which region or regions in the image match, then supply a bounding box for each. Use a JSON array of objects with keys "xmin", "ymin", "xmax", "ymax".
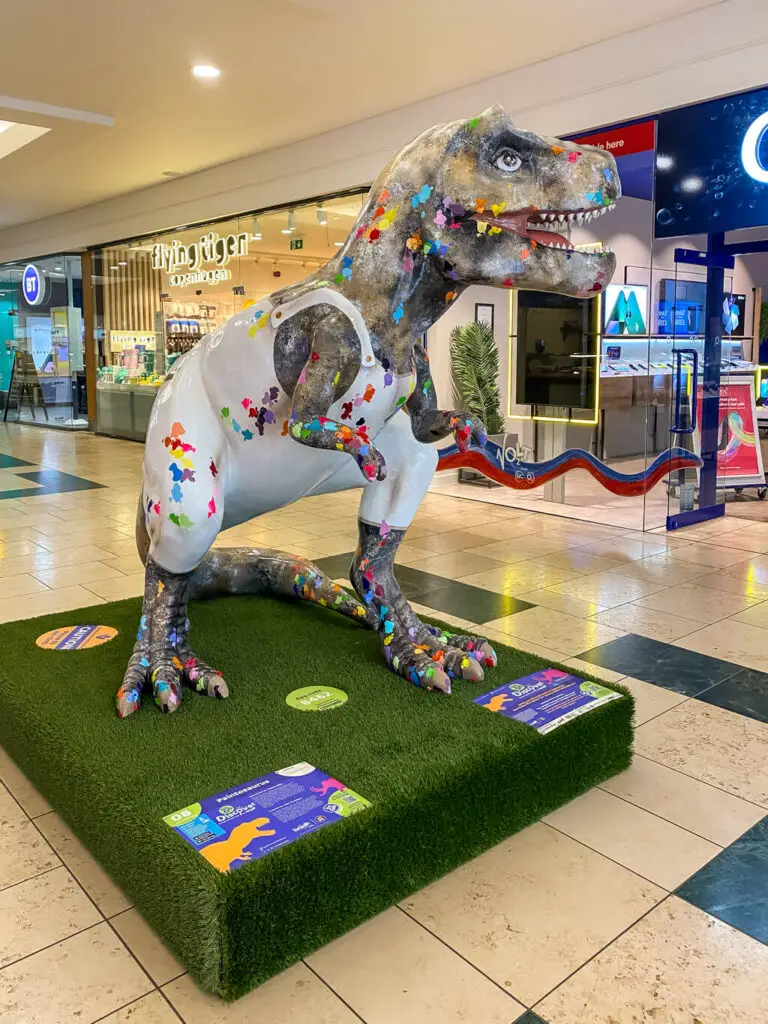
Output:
[
  {"xmin": 164, "ymin": 763, "xmax": 371, "ymax": 873},
  {"xmin": 696, "ymin": 379, "xmax": 764, "ymax": 487}
]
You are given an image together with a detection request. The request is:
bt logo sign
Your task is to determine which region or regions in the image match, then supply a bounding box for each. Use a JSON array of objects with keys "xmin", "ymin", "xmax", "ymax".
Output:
[
  {"xmin": 21, "ymin": 264, "xmax": 44, "ymax": 306},
  {"xmin": 741, "ymin": 112, "xmax": 768, "ymax": 184}
]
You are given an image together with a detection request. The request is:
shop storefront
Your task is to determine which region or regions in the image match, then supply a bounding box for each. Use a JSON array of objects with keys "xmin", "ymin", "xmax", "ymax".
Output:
[
  {"xmin": 0, "ymin": 254, "xmax": 88, "ymax": 429},
  {"xmin": 91, "ymin": 190, "xmax": 367, "ymax": 441}
]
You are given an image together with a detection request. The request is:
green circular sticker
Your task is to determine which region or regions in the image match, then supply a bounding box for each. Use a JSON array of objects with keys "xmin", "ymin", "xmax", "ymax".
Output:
[{"xmin": 286, "ymin": 686, "xmax": 348, "ymax": 712}]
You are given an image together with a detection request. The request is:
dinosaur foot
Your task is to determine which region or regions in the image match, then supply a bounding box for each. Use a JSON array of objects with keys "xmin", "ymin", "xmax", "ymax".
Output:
[
  {"xmin": 381, "ymin": 618, "xmax": 497, "ymax": 694},
  {"xmin": 116, "ymin": 637, "xmax": 229, "ymax": 718}
]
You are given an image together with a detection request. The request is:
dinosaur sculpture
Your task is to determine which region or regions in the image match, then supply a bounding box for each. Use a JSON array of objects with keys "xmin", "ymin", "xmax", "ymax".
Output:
[{"xmin": 117, "ymin": 104, "xmax": 621, "ymax": 717}]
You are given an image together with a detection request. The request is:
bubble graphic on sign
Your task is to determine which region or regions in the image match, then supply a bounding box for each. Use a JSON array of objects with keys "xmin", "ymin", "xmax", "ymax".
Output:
[
  {"xmin": 36, "ymin": 625, "xmax": 118, "ymax": 651},
  {"xmin": 285, "ymin": 686, "xmax": 348, "ymax": 711}
]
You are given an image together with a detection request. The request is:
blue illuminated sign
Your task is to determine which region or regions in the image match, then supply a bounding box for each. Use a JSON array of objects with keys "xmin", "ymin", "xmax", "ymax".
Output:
[
  {"xmin": 655, "ymin": 86, "xmax": 768, "ymax": 238},
  {"xmin": 21, "ymin": 264, "xmax": 44, "ymax": 306}
]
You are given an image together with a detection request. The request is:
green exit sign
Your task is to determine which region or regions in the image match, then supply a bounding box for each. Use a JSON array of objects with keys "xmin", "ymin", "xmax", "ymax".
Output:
[{"xmin": 289, "ymin": 238, "xmax": 304, "ymax": 250}]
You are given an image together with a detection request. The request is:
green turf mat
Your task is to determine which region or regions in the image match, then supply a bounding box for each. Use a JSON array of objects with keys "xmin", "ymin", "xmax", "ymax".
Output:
[{"xmin": 0, "ymin": 596, "xmax": 633, "ymax": 1000}]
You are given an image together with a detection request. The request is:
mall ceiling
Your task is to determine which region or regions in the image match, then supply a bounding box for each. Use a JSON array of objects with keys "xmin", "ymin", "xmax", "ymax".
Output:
[{"xmin": 0, "ymin": 0, "xmax": 722, "ymax": 231}]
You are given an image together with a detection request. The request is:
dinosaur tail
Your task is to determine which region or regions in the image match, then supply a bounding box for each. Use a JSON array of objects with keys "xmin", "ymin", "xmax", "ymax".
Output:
[
  {"xmin": 134, "ymin": 498, "xmax": 373, "ymax": 626},
  {"xmin": 437, "ymin": 440, "xmax": 702, "ymax": 498}
]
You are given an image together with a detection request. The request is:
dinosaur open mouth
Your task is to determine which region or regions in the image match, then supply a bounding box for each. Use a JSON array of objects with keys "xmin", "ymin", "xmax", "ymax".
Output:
[{"xmin": 474, "ymin": 204, "xmax": 616, "ymax": 252}]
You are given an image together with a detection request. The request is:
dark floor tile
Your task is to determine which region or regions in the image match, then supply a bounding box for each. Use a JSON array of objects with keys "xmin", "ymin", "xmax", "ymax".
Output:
[
  {"xmin": 577, "ymin": 634, "xmax": 741, "ymax": 696},
  {"xmin": 16, "ymin": 470, "xmax": 104, "ymax": 493},
  {"xmin": 515, "ymin": 1013, "xmax": 548, "ymax": 1024},
  {"xmin": 312, "ymin": 552, "xmax": 355, "ymax": 580},
  {"xmin": 698, "ymin": 668, "xmax": 768, "ymax": 724},
  {"xmin": 409, "ymin": 579, "xmax": 532, "ymax": 623},
  {"xmin": 0, "ymin": 454, "xmax": 34, "ymax": 469},
  {"xmin": 0, "ymin": 487, "xmax": 46, "ymax": 500},
  {"xmin": 677, "ymin": 814, "xmax": 768, "ymax": 945}
]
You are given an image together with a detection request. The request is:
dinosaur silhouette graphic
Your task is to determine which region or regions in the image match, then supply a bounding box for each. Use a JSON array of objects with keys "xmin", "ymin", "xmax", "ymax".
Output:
[
  {"xmin": 310, "ymin": 778, "xmax": 344, "ymax": 796},
  {"xmin": 484, "ymin": 693, "xmax": 513, "ymax": 714},
  {"xmin": 199, "ymin": 818, "xmax": 276, "ymax": 873}
]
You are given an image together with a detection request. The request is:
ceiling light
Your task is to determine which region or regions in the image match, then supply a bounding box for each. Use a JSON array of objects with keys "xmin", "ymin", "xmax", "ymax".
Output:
[
  {"xmin": 192, "ymin": 64, "xmax": 220, "ymax": 79},
  {"xmin": 251, "ymin": 217, "xmax": 262, "ymax": 240},
  {"xmin": 334, "ymin": 241, "xmax": 344, "ymax": 247},
  {"xmin": 281, "ymin": 210, "xmax": 296, "ymax": 235},
  {"xmin": 54, "ymin": 265, "xmax": 62, "ymax": 271},
  {"xmin": 118, "ymin": 261, "xmax": 127, "ymax": 266},
  {"xmin": 317, "ymin": 206, "xmax": 327, "ymax": 226}
]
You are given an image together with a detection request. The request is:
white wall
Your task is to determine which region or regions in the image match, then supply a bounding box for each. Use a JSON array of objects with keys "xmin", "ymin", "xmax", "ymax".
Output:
[{"xmin": 1, "ymin": 0, "xmax": 768, "ymax": 262}]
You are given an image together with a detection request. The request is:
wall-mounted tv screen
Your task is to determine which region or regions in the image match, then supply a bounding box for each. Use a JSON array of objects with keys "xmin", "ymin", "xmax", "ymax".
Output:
[
  {"xmin": 516, "ymin": 291, "xmax": 597, "ymax": 410},
  {"xmin": 656, "ymin": 278, "xmax": 706, "ymax": 336},
  {"xmin": 723, "ymin": 293, "xmax": 746, "ymax": 337}
]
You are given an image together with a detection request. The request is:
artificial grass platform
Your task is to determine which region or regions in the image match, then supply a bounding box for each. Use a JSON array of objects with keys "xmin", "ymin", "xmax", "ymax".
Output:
[{"xmin": 0, "ymin": 595, "xmax": 633, "ymax": 1000}]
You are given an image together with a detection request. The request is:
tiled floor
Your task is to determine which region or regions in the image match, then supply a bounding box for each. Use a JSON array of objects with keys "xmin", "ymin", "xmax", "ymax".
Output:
[{"xmin": 1, "ymin": 422, "xmax": 767, "ymax": 1023}]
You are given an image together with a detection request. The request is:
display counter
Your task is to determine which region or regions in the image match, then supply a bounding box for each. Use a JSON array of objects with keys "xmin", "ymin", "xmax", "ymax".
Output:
[{"xmin": 96, "ymin": 381, "xmax": 161, "ymax": 441}]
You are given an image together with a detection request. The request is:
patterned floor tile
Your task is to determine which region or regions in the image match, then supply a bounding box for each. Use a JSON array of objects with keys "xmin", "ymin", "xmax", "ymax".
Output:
[
  {"xmin": 676, "ymin": 815, "xmax": 768, "ymax": 944},
  {"xmin": 577, "ymin": 634, "xmax": 742, "ymax": 696},
  {"xmin": 696, "ymin": 667, "xmax": 768, "ymax": 724}
]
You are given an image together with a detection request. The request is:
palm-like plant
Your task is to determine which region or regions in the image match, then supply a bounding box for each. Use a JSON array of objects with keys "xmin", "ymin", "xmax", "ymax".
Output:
[{"xmin": 449, "ymin": 321, "xmax": 504, "ymax": 436}]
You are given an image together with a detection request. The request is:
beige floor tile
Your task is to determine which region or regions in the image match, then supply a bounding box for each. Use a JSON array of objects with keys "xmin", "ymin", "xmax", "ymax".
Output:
[
  {"xmin": 0, "ymin": 922, "xmax": 151, "ymax": 1024},
  {"xmin": 635, "ymin": 700, "xmax": 768, "ymax": 806},
  {"xmin": 458, "ymin": 561, "xmax": 580, "ymax": 595},
  {"xmin": 612, "ymin": 676, "xmax": 687, "ymax": 725},
  {"xmin": 111, "ymin": 908, "xmax": 184, "ymax": 985},
  {"xmin": 404, "ymin": 550, "xmax": 506, "ymax": 578},
  {"xmin": 31, "ymin": 560, "xmax": 125, "ymax": 589},
  {"xmin": 36, "ymin": 812, "xmax": 131, "ymax": 917},
  {"xmin": 480, "ymin": 626, "xmax": 570, "ymax": 663},
  {"xmin": 0, "ymin": 817, "xmax": 60, "ymax": 890},
  {"xmin": 99, "ymin": 991, "xmax": 182, "ymax": 1024},
  {"xmin": 483, "ymin": 605, "xmax": 627, "ymax": 657},
  {"xmin": 0, "ymin": 749, "xmax": 51, "ymax": 817},
  {"xmin": 1, "ymin": 781, "xmax": 27, "ymax": 826},
  {"xmin": 463, "ymin": 517, "xmax": 542, "ymax": 541},
  {"xmin": 308, "ymin": 907, "xmax": 522, "ymax": 1023},
  {"xmin": 0, "ymin": 585, "xmax": 105, "ymax": 624},
  {"xmin": 0, "ymin": 572, "xmax": 50, "ymax": 599},
  {"xmin": 0, "ymin": 866, "xmax": 101, "ymax": 968},
  {"xmin": 590, "ymin": 602, "xmax": 700, "ymax": 642},
  {"xmin": 0, "ymin": 545, "xmax": 118, "ymax": 577},
  {"xmin": 635, "ymin": 581, "xmax": 758, "ymax": 624},
  {"xmin": 602, "ymin": 754, "xmax": 766, "ymax": 847},
  {"xmin": 84, "ymin": 573, "xmax": 145, "ymax": 601},
  {"xmin": 0, "ymin": 539, "xmax": 48, "ymax": 559},
  {"xmin": 465, "ymin": 534, "xmax": 574, "ymax": 563},
  {"xmin": 605, "ymin": 552, "xmax": 710, "ymax": 586},
  {"xmin": 535, "ymin": 548, "xmax": 628, "ymax": 574},
  {"xmin": 108, "ymin": 553, "xmax": 146, "ymax": 575},
  {"xmin": 673, "ymin": 617, "xmax": 768, "ymax": 671},
  {"xmin": 668, "ymin": 543, "xmax": 751, "ymax": 568},
  {"xmin": 574, "ymin": 536, "xmax": 671, "ymax": 561},
  {"xmin": 546, "ymin": 571, "xmax": 667, "ymax": 609},
  {"xmin": 710, "ymin": 527, "xmax": 768, "ymax": 552},
  {"xmin": 543, "ymin": 787, "xmax": 720, "ymax": 889},
  {"xmin": 164, "ymin": 962, "xmax": 360, "ymax": 1023},
  {"xmin": 29, "ymin": 528, "xmax": 134, "ymax": 552},
  {"xmin": 729, "ymin": 599, "xmax": 768, "ymax": 628},
  {"xmin": 691, "ymin": 569, "xmax": 768, "ymax": 601},
  {"xmin": 415, "ymin": 528, "xmax": 511, "ymax": 555},
  {"xmin": 516, "ymin": 588, "xmax": 607, "ymax": 618},
  {"xmin": 402, "ymin": 822, "xmax": 664, "ymax": 1006},
  {"xmin": 537, "ymin": 897, "xmax": 768, "ymax": 1024}
]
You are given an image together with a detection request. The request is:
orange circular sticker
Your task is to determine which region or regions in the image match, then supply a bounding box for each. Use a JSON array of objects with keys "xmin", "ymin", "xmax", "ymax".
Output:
[{"xmin": 36, "ymin": 625, "xmax": 118, "ymax": 651}]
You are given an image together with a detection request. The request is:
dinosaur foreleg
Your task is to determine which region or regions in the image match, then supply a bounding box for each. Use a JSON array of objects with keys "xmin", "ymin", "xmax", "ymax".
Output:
[
  {"xmin": 287, "ymin": 317, "xmax": 386, "ymax": 482},
  {"xmin": 406, "ymin": 342, "xmax": 487, "ymax": 450},
  {"xmin": 351, "ymin": 410, "xmax": 497, "ymax": 694}
]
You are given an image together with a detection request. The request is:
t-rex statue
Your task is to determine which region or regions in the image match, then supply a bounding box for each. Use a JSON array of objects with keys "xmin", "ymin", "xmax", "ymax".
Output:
[{"xmin": 116, "ymin": 104, "xmax": 620, "ymax": 717}]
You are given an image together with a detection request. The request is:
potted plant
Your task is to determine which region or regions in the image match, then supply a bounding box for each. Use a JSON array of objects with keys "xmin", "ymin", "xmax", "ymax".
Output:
[{"xmin": 449, "ymin": 320, "xmax": 507, "ymax": 486}]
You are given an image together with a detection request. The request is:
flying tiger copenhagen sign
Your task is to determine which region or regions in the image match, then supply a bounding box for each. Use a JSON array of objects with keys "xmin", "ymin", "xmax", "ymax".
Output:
[{"xmin": 151, "ymin": 231, "xmax": 250, "ymax": 287}]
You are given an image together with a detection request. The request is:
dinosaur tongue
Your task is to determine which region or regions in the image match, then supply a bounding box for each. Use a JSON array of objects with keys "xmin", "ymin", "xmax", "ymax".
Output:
[{"xmin": 527, "ymin": 228, "xmax": 570, "ymax": 248}]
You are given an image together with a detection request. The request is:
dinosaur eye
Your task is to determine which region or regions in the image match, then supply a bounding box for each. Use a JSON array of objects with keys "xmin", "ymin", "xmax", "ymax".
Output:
[{"xmin": 494, "ymin": 150, "xmax": 522, "ymax": 173}]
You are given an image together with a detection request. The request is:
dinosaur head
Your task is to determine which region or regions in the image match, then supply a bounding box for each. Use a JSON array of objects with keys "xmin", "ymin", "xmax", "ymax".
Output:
[{"xmin": 359, "ymin": 105, "xmax": 619, "ymax": 308}]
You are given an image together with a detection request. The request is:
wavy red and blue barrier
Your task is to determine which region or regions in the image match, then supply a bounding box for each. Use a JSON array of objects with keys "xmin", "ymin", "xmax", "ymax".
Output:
[{"xmin": 437, "ymin": 440, "xmax": 702, "ymax": 497}]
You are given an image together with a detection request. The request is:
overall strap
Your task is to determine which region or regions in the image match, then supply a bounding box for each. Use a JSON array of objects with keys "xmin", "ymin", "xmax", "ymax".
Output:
[{"xmin": 270, "ymin": 287, "xmax": 376, "ymax": 367}]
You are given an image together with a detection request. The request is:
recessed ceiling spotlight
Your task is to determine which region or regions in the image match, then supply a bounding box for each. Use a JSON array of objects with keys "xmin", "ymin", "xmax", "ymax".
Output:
[
  {"xmin": 192, "ymin": 64, "xmax": 220, "ymax": 79},
  {"xmin": 118, "ymin": 261, "xmax": 128, "ymax": 266},
  {"xmin": 281, "ymin": 210, "xmax": 296, "ymax": 235},
  {"xmin": 54, "ymin": 265, "xmax": 62, "ymax": 271},
  {"xmin": 333, "ymin": 241, "xmax": 344, "ymax": 247},
  {"xmin": 109, "ymin": 265, "xmax": 120, "ymax": 271}
]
